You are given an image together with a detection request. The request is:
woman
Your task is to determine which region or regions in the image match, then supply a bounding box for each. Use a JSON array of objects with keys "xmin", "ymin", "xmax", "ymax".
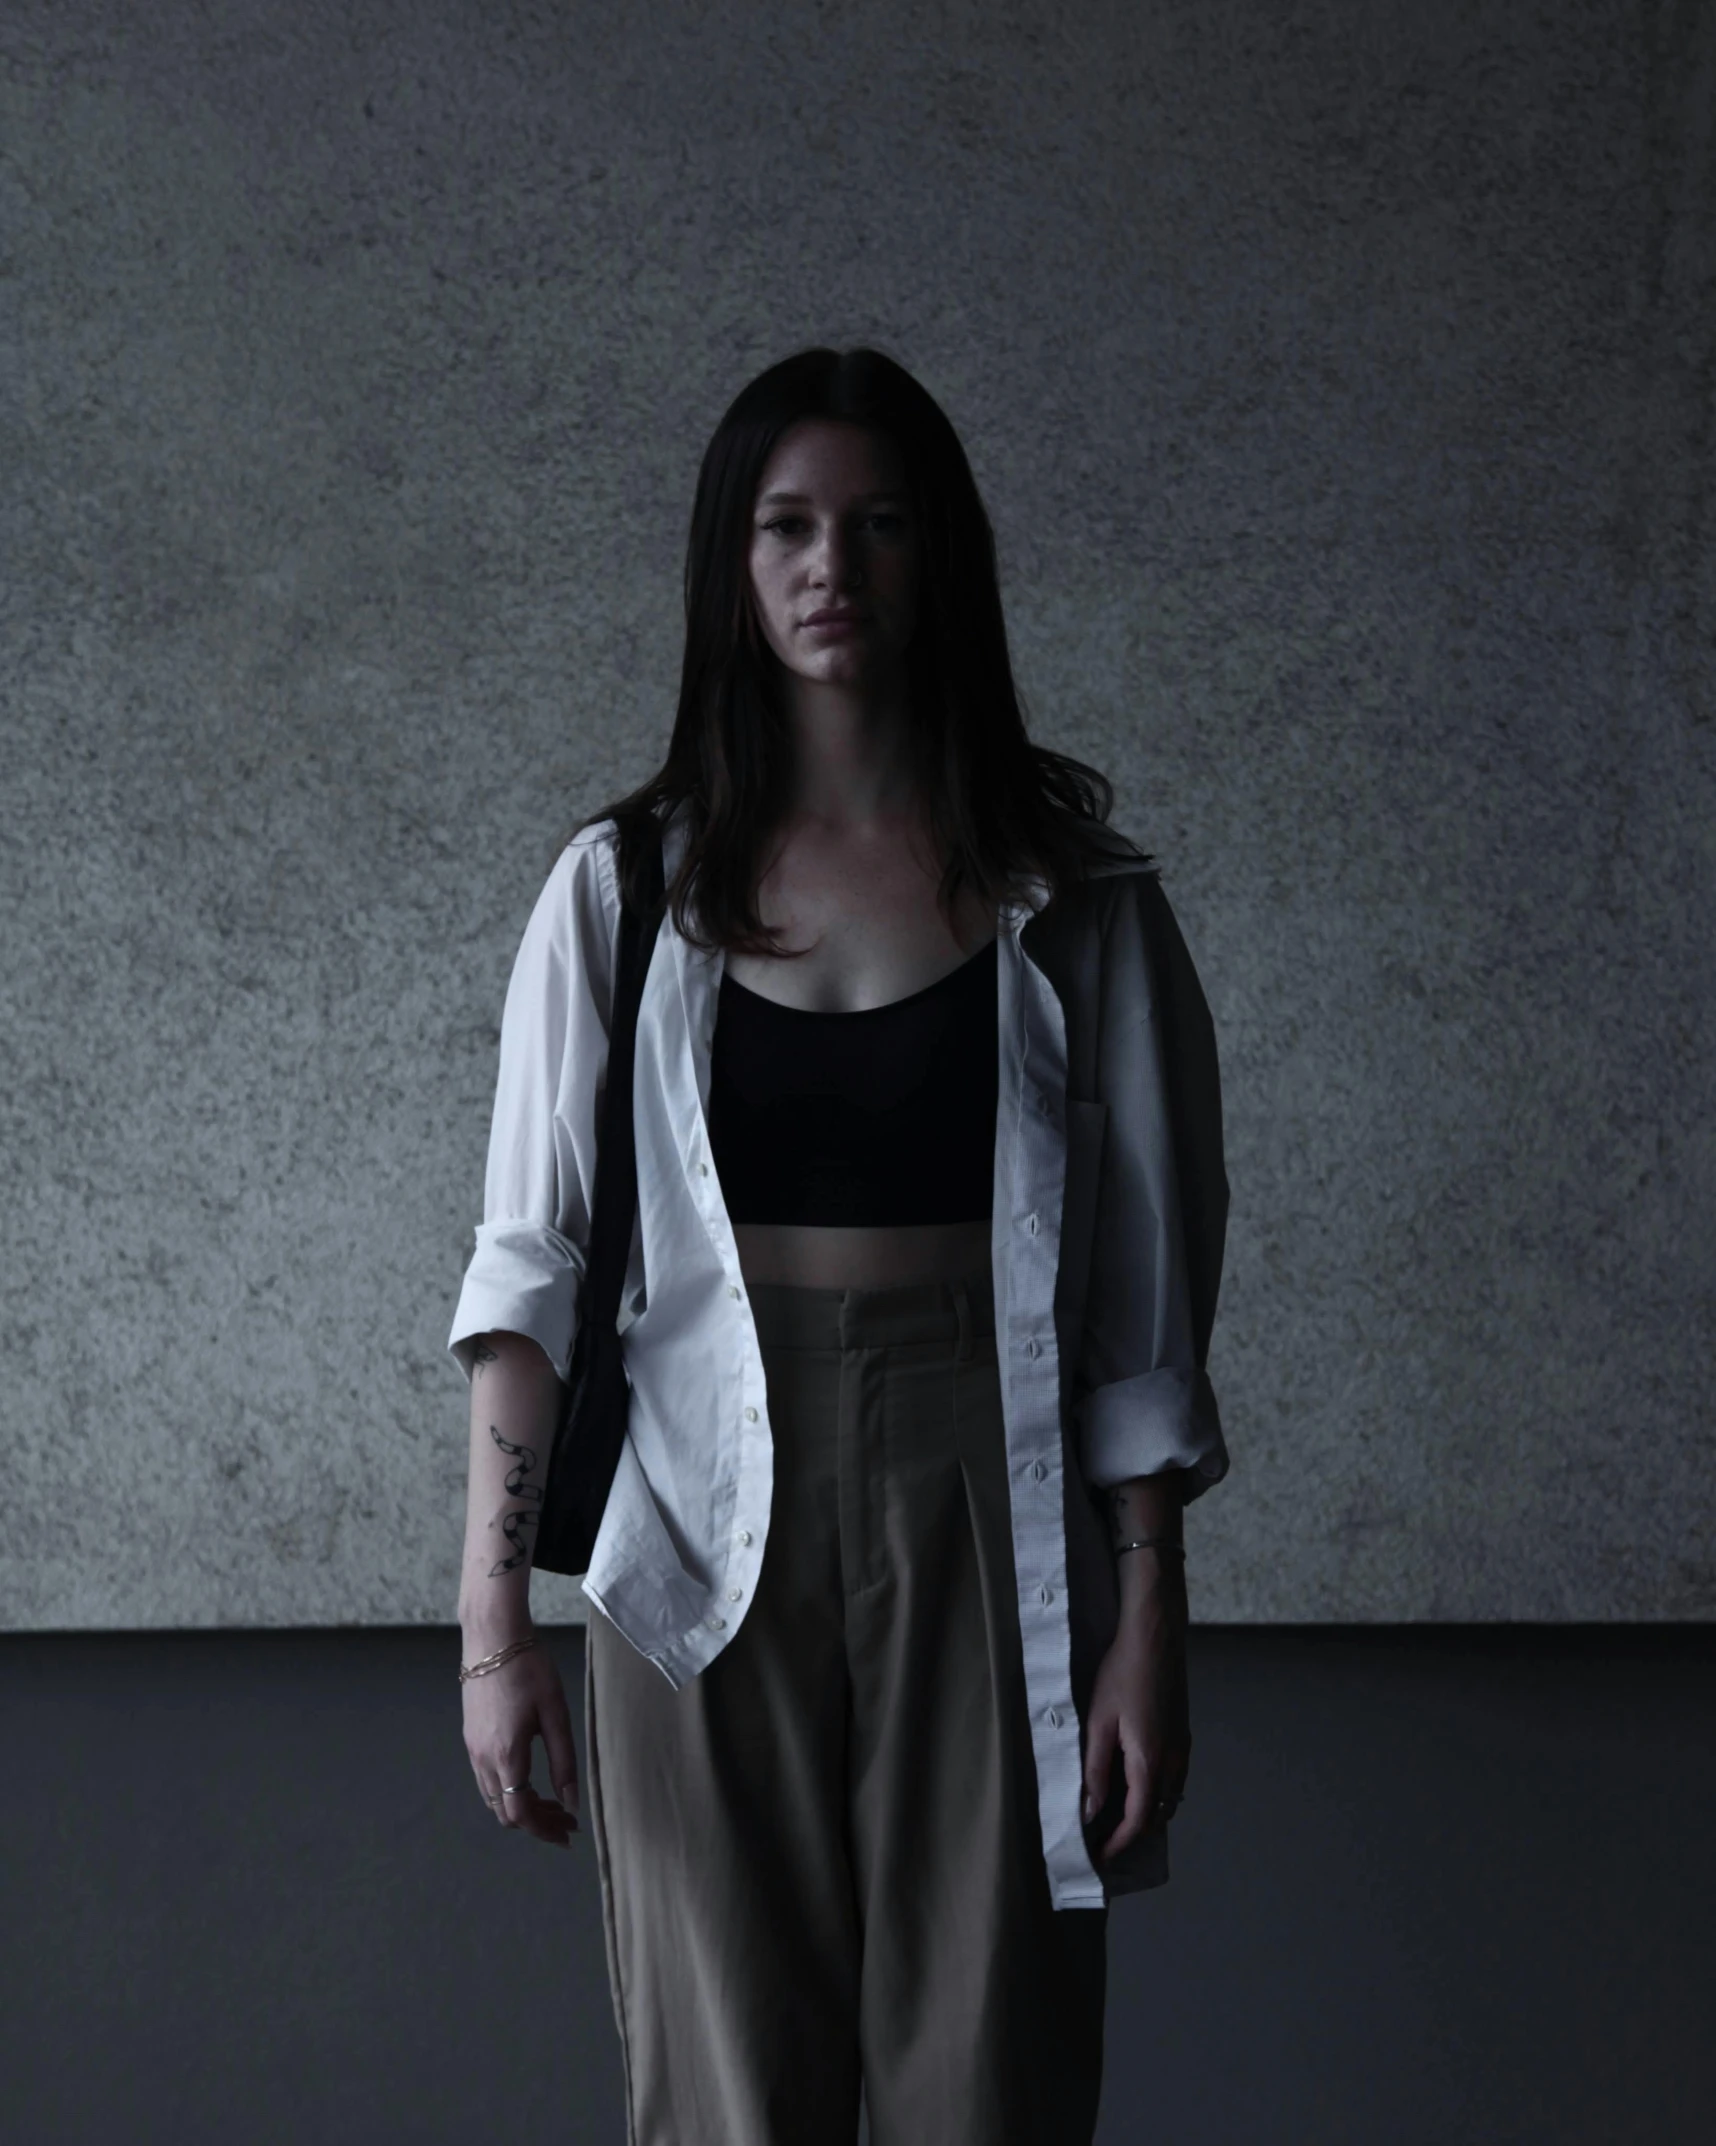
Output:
[{"xmin": 449, "ymin": 347, "xmax": 1230, "ymax": 2145}]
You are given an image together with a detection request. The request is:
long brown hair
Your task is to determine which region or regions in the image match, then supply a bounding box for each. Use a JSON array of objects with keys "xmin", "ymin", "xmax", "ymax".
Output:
[{"xmin": 576, "ymin": 346, "xmax": 1150, "ymax": 952}]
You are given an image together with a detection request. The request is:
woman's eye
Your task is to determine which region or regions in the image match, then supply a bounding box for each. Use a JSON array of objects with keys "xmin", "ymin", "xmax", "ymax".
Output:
[{"xmin": 759, "ymin": 513, "xmax": 907, "ymax": 537}]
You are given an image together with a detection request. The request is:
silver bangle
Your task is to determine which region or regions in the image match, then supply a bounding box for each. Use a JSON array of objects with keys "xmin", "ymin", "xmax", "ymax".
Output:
[{"xmin": 1115, "ymin": 1536, "xmax": 1185, "ymax": 1558}]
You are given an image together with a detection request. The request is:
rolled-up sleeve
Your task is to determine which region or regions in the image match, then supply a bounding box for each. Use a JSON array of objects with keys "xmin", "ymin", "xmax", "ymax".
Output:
[
  {"xmin": 1072, "ymin": 872, "xmax": 1231, "ymax": 1499},
  {"xmin": 447, "ymin": 830, "xmax": 620, "ymax": 1385}
]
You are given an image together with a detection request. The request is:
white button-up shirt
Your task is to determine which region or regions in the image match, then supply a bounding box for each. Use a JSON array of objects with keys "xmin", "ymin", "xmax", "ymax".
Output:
[{"xmin": 449, "ymin": 801, "xmax": 1230, "ymax": 1908}]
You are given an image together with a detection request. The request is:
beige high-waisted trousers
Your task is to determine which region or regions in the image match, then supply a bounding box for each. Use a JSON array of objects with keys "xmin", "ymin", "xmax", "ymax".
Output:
[{"xmin": 584, "ymin": 1266, "xmax": 1108, "ymax": 2146}]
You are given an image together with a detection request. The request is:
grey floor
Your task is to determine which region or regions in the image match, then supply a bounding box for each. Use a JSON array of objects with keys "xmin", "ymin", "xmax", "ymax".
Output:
[{"xmin": 3, "ymin": 1626, "xmax": 1711, "ymax": 2145}]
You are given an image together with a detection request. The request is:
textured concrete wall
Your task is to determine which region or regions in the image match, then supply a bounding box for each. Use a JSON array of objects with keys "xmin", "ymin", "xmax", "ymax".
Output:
[{"xmin": 3, "ymin": 0, "xmax": 1711, "ymax": 1628}]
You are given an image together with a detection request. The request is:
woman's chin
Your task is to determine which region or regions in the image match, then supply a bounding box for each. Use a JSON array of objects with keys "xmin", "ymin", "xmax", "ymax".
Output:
[{"xmin": 782, "ymin": 647, "xmax": 909, "ymax": 695}]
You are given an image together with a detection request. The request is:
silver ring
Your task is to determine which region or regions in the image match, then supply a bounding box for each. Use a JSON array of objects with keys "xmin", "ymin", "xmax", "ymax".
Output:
[{"xmin": 499, "ymin": 1783, "xmax": 528, "ymax": 1796}]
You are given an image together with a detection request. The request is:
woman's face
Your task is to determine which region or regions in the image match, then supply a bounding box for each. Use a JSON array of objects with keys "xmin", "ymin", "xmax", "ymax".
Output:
[{"xmin": 746, "ymin": 419, "xmax": 921, "ymax": 696}]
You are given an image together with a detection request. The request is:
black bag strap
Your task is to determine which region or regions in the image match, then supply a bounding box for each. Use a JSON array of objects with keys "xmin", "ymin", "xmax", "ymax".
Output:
[{"xmin": 579, "ymin": 815, "xmax": 667, "ymax": 1335}]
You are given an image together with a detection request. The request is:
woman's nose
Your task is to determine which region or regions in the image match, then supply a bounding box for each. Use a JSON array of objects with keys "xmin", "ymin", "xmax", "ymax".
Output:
[{"xmin": 809, "ymin": 525, "xmax": 862, "ymax": 589}]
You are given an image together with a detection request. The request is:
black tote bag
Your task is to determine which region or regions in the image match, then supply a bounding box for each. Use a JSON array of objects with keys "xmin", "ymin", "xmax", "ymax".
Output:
[{"xmin": 531, "ymin": 813, "xmax": 668, "ymax": 1578}]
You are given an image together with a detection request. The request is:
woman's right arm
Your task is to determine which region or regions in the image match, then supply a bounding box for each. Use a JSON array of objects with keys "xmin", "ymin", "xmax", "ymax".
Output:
[
  {"xmin": 448, "ymin": 834, "xmax": 622, "ymax": 1845},
  {"xmin": 456, "ymin": 1326, "xmax": 580, "ymax": 1846}
]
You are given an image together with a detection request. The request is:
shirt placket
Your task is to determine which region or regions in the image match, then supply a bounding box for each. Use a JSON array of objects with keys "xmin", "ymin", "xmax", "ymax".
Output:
[
  {"xmin": 1003, "ymin": 911, "xmax": 1106, "ymax": 1908},
  {"xmin": 652, "ymin": 916, "xmax": 772, "ymax": 1679}
]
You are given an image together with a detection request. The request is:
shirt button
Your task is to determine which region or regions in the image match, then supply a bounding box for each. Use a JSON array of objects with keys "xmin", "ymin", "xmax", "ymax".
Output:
[
  {"xmin": 1031, "ymin": 1459, "xmax": 1048, "ymax": 1482},
  {"xmin": 727, "ymin": 1587, "xmax": 743, "ymax": 1602},
  {"xmin": 698, "ymin": 1162, "xmax": 709, "ymax": 1176},
  {"xmin": 736, "ymin": 1528, "xmax": 752, "ymax": 1546},
  {"xmin": 1044, "ymin": 1707, "xmax": 1061, "ymax": 1729},
  {"xmin": 744, "ymin": 1406, "xmax": 758, "ymax": 1422},
  {"xmin": 1039, "ymin": 1584, "xmax": 1054, "ymax": 1605},
  {"xmin": 1025, "ymin": 1338, "xmax": 1039, "ymax": 1358},
  {"xmin": 1026, "ymin": 1213, "xmax": 1039, "ymax": 1235},
  {"xmin": 706, "ymin": 1614, "xmax": 726, "ymax": 1631},
  {"xmin": 728, "ymin": 1284, "xmax": 741, "ymax": 1298}
]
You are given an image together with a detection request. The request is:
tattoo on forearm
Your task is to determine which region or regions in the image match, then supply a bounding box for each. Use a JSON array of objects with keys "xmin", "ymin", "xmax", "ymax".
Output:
[
  {"xmin": 490, "ymin": 1425, "xmax": 543, "ymax": 1505},
  {"xmin": 485, "ymin": 1426, "xmax": 543, "ymax": 1577},
  {"xmin": 489, "ymin": 1506, "xmax": 539, "ymax": 1575},
  {"xmin": 471, "ymin": 1340, "xmax": 499, "ymax": 1374}
]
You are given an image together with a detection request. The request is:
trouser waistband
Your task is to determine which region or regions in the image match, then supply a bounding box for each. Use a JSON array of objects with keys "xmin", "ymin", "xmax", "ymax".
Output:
[{"xmin": 743, "ymin": 1265, "xmax": 995, "ymax": 1358}]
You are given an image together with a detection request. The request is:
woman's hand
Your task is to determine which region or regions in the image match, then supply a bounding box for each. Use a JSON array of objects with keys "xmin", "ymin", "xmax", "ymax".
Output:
[
  {"xmin": 1080, "ymin": 1551, "xmax": 1191, "ymax": 1864},
  {"xmin": 461, "ymin": 1640, "xmax": 581, "ymax": 1849}
]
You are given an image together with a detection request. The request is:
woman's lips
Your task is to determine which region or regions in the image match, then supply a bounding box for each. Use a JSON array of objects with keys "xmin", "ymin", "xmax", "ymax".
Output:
[{"xmin": 803, "ymin": 615, "xmax": 867, "ymax": 633}]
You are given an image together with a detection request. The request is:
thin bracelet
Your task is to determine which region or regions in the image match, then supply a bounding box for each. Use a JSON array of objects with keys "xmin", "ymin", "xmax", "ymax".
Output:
[
  {"xmin": 459, "ymin": 1633, "xmax": 538, "ymax": 1683},
  {"xmin": 1114, "ymin": 1536, "xmax": 1186, "ymax": 1558}
]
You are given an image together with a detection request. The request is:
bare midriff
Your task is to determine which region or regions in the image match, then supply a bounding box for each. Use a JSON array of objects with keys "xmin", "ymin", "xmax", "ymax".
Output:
[{"xmin": 731, "ymin": 1218, "xmax": 993, "ymax": 1292}]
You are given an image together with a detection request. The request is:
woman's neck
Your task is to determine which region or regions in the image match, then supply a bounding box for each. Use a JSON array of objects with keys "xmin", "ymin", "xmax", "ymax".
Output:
[{"xmin": 774, "ymin": 671, "xmax": 919, "ymax": 829}]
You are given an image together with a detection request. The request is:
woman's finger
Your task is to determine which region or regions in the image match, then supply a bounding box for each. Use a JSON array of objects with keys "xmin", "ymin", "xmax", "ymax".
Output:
[
  {"xmin": 539, "ymin": 1684, "xmax": 581, "ymax": 1828},
  {"xmin": 491, "ymin": 1728, "xmax": 537, "ymax": 1829},
  {"xmin": 473, "ymin": 1751, "xmax": 571, "ymax": 1844},
  {"xmin": 498, "ymin": 1729, "xmax": 578, "ymax": 1849},
  {"xmin": 1081, "ymin": 1711, "xmax": 1119, "ymax": 1826},
  {"xmin": 514, "ymin": 1785, "xmax": 575, "ymax": 1847},
  {"xmin": 471, "ymin": 1760, "xmax": 507, "ymax": 1824},
  {"xmin": 1102, "ymin": 1737, "xmax": 1152, "ymax": 1861},
  {"xmin": 1152, "ymin": 1738, "xmax": 1191, "ymax": 1822}
]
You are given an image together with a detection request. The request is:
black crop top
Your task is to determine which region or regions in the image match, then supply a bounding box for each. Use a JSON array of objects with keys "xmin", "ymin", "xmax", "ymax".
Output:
[{"xmin": 706, "ymin": 937, "xmax": 999, "ymax": 1225}]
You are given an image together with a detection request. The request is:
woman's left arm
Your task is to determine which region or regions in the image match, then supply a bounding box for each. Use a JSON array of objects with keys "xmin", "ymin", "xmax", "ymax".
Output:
[{"xmin": 1081, "ymin": 1470, "xmax": 1189, "ymax": 1862}]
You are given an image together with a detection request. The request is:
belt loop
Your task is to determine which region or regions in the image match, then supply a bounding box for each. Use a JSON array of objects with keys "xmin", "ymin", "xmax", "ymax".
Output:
[{"xmin": 950, "ymin": 1275, "xmax": 974, "ymax": 1362}]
